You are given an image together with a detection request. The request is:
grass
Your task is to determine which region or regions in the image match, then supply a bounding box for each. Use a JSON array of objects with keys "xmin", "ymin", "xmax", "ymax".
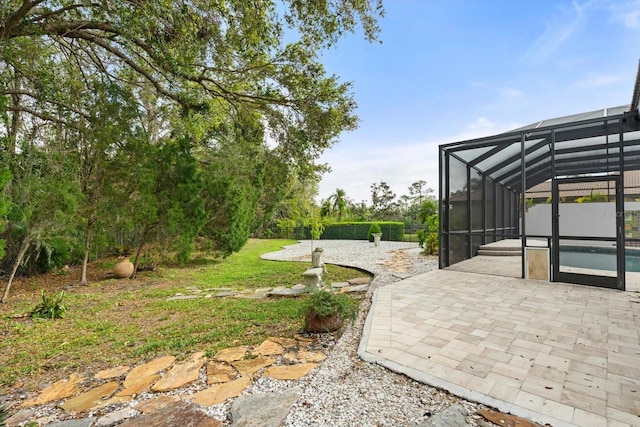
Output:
[{"xmin": 0, "ymin": 239, "xmax": 369, "ymax": 390}]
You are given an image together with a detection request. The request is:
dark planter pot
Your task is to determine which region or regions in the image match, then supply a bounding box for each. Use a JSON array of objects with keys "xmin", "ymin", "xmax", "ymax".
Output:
[{"xmin": 306, "ymin": 312, "xmax": 342, "ymax": 333}]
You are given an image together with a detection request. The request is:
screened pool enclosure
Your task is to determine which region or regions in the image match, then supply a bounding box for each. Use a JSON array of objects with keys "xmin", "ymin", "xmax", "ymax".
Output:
[{"xmin": 439, "ymin": 65, "xmax": 640, "ymax": 290}]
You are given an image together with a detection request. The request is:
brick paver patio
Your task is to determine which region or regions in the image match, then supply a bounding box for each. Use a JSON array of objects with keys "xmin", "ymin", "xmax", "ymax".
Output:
[{"xmin": 359, "ymin": 269, "xmax": 640, "ymax": 427}]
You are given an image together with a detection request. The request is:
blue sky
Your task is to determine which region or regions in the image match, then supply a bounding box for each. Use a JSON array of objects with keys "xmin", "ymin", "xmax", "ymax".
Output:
[{"xmin": 315, "ymin": 0, "xmax": 640, "ymax": 204}]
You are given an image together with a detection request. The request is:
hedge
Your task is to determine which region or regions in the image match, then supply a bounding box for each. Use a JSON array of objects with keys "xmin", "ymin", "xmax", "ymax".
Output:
[{"xmin": 294, "ymin": 222, "xmax": 405, "ymax": 241}]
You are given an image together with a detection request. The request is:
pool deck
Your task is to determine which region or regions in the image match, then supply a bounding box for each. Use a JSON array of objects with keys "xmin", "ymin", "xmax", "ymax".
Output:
[{"xmin": 359, "ymin": 262, "xmax": 640, "ymax": 426}]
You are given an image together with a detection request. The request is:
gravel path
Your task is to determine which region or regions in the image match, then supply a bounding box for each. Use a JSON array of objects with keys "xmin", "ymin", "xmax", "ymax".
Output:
[{"xmin": 259, "ymin": 240, "xmax": 492, "ymax": 427}]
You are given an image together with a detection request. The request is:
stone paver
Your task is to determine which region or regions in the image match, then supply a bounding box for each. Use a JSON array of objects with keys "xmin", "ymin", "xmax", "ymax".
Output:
[
  {"xmin": 21, "ymin": 373, "xmax": 85, "ymax": 407},
  {"xmin": 359, "ymin": 268, "xmax": 640, "ymax": 427},
  {"xmin": 151, "ymin": 352, "xmax": 206, "ymax": 392}
]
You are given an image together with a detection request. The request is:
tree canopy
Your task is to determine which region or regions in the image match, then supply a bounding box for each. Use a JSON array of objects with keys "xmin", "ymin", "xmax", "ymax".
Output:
[{"xmin": 0, "ymin": 0, "xmax": 384, "ymax": 298}]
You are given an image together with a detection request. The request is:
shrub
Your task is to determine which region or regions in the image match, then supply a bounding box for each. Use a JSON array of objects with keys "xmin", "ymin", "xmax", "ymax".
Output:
[
  {"xmin": 367, "ymin": 223, "xmax": 382, "ymax": 241},
  {"xmin": 31, "ymin": 290, "xmax": 67, "ymax": 319},
  {"xmin": 301, "ymin": 290, "xmax": 358, "ymax": 332}
]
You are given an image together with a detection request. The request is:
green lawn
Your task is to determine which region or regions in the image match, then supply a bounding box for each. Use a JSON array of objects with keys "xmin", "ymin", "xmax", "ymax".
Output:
[{"xmin": 0, "ymin": 239, "xmax": 369, "ymax": 390}]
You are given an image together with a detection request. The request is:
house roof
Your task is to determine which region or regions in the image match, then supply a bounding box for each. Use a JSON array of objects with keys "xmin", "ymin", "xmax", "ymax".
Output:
[{"xmin": 526, "ymin": 170, "xmax": 640, "ymax": 200}]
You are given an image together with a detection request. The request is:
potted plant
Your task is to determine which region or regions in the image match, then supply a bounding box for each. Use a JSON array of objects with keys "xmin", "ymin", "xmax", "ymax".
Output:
[
  {"xmin": 368, "ymin": 223, "xmax": 383, "ymax": 246},
  {"xmin": 302, "ymin": 290, "xmax": 358, "ymax": 333}
]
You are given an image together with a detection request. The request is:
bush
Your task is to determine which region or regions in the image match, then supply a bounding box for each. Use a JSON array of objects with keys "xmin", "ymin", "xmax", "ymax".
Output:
[
  {"xmin": 301, "ymin": 290, "xmax": 358, "ymax": 332},
  {"xmin": 31, "ymin": 290, "xmax": 67, "ymax": 319},
  {"xmin": 367, "ymin": 223, "xmax": 381, "ymax": 241}
]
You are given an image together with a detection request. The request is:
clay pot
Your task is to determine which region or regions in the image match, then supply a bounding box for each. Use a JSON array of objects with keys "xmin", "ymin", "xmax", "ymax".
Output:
[
  {"xmin": 113, "ymin": 257, "xmax": 134, "ymax": 279},
  {"xmin": 305, "ymin": 312, "xmax": 342, "ymax": 333}
]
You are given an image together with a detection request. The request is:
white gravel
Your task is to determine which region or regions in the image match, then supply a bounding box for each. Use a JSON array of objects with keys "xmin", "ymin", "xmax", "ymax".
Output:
[{"xmin": 258, "ymin": 240, "xmax": 493, "ymax": 427}]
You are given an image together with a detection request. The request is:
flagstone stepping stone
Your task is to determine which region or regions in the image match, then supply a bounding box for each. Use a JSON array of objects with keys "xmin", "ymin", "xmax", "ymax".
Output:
[
  {"xmin": 60, "ymin": 381, "xmax": 119, "ymax": 413},
  {"xmin": 117, "ymin": 374, "xmax": 160, "ymax": 397},
  {"xmin": 151, "ymin": 352, "xmax": 206, "ymax": 392},
  {"xmin": 189, "ymin": 376, "xmax": 252, "ymax": 406},
  {"xmin": 206, "ymin": 362, "xmax": 237, "ymax": 384},
  {"xmin": 231, "ymin": 356, "xmax": 275, "ymax": 376},
  {"xmin": 235, "ymin": 292, "xmax": 267, "ymax": 299},
  {"xmin": 214, "ymin": 291, "xmax": 237, "ymax": 297},
  {"xmin": 134, "ymin": 395, "xmax": 181, "ymax": 414},
  {"xmin": 214, "ymin": 346, "xmax": 248, "ymax": 362},
  {"xmin": 347, "ymin": 277, "xmax": 371, "ymax": 285},
  {"xmin": 95, "ymin": 407, "xmax": 133, "ymax": 426},
  {"xmin": 4, "ymin": 408, "xmax": 36, "ymax": 426},
  {"xmin": 95, "ymin": 366, "xmax": 130, "ymax": 379},
  {"xmin": 294, "ymin": 335, "xmax": 315, "ymax": 345},
  {"xmin": 268, "ymin": 287, "xmax": 306, "ymax": 296},
  {"xmin": 341, "ymin": 284, "xmax": 369, "ymax": 293},
  {"xmin": 23, "ymin": 373, "xmax": 85, "ymax": 407},
  {"xmin": 123, "ymin": 355, "xmax": 175, "ymax": 388},
  {"xmin": 230, "ymin": 387, "xmax": 301, "ymax": 427},
  {"xmin": 268, "ymin": 336, "xmax": 298, "ymax": 349},
  {"xmin": 263, "ymin": 363, "xmax": 318, "ymax": 380},
  {"xmin": 167, "ymin": 295, "xmax": 200, "ymax": 301},
  {"xmin": 295, "ymin": 349, "xmax": 327, "ymax": 363},
  {"xmin": 331, "ymin": 282, "xmax": 351, "ymax": 288},
  {"xmin": 253, "ymin": 339, "xmax": 285, "ymax": 356},
  {"xmin": 120, "ymin": 401, "xmax": 222, "ymax": 427},
  {"xmin": 477, "ymin": 409, "xmax": 540, "ymax": 427}
]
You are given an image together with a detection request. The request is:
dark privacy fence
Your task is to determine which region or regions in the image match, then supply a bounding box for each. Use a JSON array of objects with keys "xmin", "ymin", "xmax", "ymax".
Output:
[{"xmin": 294, "ymin": 222, "xmax": 405, "ymax": 241}]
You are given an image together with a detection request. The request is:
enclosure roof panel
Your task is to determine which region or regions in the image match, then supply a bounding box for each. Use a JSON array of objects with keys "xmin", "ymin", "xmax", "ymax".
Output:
[{"xmin": 441, "ymin": 104, "xmax": 640, "ymax": 192}]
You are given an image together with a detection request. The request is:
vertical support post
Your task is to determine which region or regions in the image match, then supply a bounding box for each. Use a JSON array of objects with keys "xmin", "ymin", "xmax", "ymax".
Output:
[
  {"xmin": 520, "ymin": 133, "xmax": 526, "ymax": 279},
  {"xmin": 551, "ymin": 129, "xmax": 558, "ymax": 282},
  {"xmin": 617, "ymin": 120, "xmax": 626, "ymax": 291}
]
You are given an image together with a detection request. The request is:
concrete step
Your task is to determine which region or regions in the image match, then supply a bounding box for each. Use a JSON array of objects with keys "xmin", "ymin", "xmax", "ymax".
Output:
[{"xmin": 477, "ymin": 249, "xmax": 522, "ymax": 256}]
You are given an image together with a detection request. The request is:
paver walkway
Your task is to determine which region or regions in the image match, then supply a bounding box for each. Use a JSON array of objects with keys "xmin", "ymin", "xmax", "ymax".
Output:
[{"xmin": 359, "ymin": 269, "xmax": 640, "ymax": 427}]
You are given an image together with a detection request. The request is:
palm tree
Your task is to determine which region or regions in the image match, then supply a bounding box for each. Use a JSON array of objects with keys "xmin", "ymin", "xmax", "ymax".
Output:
[{"xmin": 327, "ymin": 188, "xmax": 349, "ymax": 221}]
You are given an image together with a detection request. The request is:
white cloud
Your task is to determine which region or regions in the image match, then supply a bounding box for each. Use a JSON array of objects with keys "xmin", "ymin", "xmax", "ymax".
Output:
[
  {"xmin": 608, "ymin": 0, "xmax": 640, "ymax": 28},
  {"xmin": 522, "ymin": 0, "xmax": 587, "ymax": 63}
]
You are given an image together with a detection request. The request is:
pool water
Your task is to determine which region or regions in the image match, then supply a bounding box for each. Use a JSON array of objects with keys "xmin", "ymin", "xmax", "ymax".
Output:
[{"xmin": 559, "ymin": 246, "xmax": 640, "ymax": 272}]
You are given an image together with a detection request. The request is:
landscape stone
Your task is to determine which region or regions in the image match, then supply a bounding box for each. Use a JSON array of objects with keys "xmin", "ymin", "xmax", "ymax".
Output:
[
  {"xmin": 330, "ymin": 282, "xmax": 350, "ymax": 288},
  {"xmin": 117, "ymin": 374, "xmax": 160, "ymax": 397},
  {"xmin": 341, "ymin": 284, "xmax": 369, "ymax": 293},
  {"xmin": 123, "ymin": 355, "xmax": 175, "ymax": 388},
  {"xmin": 119, "ymin": 401, "xmax": 222, "ymax": 427},
  {"xmin": 92, "ymin": 394, "xmax": 131, "ymax": 410},
  {"xmin": 214, "ymin": 291, "xmax": 237, "ymax": 297},
  {"xmin": 189, "ymin": 377, "xmax": 252, "ymax": 406},
  {"xmin": 214, "ymin": 346, "xmax": 248, "ymax": 362},
  {"xmin": 291, "ymin": 284, "xmax": 306, "ymax": 291},
  {"xmin": 134, "ymin": 395, "xmax": 181, "ymax": 414},
  {"xmin": 22, "ymin": 373, "xmax": 85, "ymax": 406},
  {"xmin": 5, "ymin": 408, "xmax": 37, "ymax": 427},
  {"xmin": 253, "ymin": 339, "xmax": 284, "ymax": 356},
  {"xmin": 95, "ymin": 366, "xmax": 130, "ymax": 379},
  {"xmin": 235, "ymin": 292, "xmax": 267, "ymax": 299},
  {"xmin": 268, "ymin": 287, "xmax": 305, "ymax": 296},
  {"xmin": 167, "ymin": 295, "xmax": 200, "ymax": 301},
  {"xmin": 96, "ymin": 407, "xmax": 134, "ymax": 426},
  {"xmin": 231, "ymin": 356, "xmax": 275, "ymax": 376},
  {"xmin": 347, "ymin": 277, "xmax": 370, "ymax": 285},
  {"xmin": 45, "ymin": 418, "xmax": 95, "ymax": 427},
  {"xmin": 477, "ymin": 409, "xmax": 540, "ymax": 427},
  {"xmin": 230, "ymin": 387, "xmax": 301, "ymax": 427},
  {"xmin": 60, "ymin": 382, "xmax": 120, "ymax": 413},
  {"xmin": 295, "ymin": 349, "xmax": 326, "ymax": 363},
  {"xmin": 418, "ymin": 404, "xmax": 469, "ymax": 427},
  {"xmin": 151, "ymin": 352, "xmax": 206, "ymax": 392},
  {"xmin": 206, "ymin": 362, "xmax": 237, "ymax": 384},
  {"xmin": 263, "ymin": 363, "xmax": 318, "ymax": 380},
  {"xmin": 268, "ymin": 336, "xmax": 298, "ymax": 349}
]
